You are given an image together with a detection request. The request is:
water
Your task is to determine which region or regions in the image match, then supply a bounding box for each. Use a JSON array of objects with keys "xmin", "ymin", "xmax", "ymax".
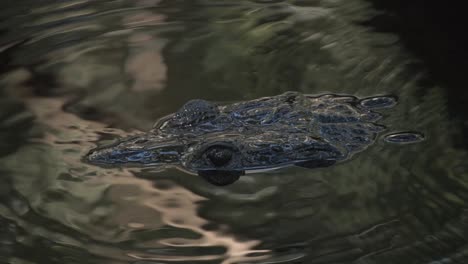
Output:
[{"xmin": 1, "ymin": 1, "xmax": 467, "ymax": 263}]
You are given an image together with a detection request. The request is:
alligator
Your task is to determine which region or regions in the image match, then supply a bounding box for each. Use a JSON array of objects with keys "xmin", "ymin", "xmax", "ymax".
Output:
[{"xmin": 86, "ymin": 92, "xmax": 423, "ymax": 185}]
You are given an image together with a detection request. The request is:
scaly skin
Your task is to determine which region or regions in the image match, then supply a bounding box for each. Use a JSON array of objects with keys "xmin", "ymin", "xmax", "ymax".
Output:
[{"xmin": 87, "ymin": 91, "xmax": 414, "ymax": 185}]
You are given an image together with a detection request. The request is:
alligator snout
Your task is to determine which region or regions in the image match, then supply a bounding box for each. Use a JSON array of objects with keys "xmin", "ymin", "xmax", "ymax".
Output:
[
  {"xmin": 87, "ymin": 148, "xmax": 127, "ymax": 164},
  {"xmin": 87, "ymin": 135, "xmax": 185, "ymax": 166},
  {"xmin": 87, "ymin": 148, "xmax": 104, "ymax": 163}
]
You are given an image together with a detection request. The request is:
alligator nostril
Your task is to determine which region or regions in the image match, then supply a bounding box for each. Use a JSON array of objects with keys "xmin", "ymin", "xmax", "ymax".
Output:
[
  {"xmin": 206, "ymin": 147, "xmax": 233, "ymax": 167},
  {"xmin": 87, "ymin": 149, "xmax": 102, "ymax": 162}
]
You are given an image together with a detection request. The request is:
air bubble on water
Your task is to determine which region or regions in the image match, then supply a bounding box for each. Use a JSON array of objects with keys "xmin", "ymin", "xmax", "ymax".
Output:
[
  {"xmin": 360, "ymin": 96, "xmax": 397, "ymax": 109},
  {"xmin": 384, "ymin": 132, "xmax": 425, "ymax": 144}
]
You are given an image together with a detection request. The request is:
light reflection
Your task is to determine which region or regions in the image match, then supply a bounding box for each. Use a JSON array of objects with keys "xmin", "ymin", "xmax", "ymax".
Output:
[
  {"xmin": 30, "ymin": 0, "xmax": 91, "ymax": 14},
  {"xmin": 1, "ymin": 0, "xmax": 466, "ymax": 263},
  {"xmin": 125, "ymin": 35, "xmax": 167, "ymax": 92},
  {"xmin": 24, "ymin": 96, "xmax": 270, "ymax": 263}
]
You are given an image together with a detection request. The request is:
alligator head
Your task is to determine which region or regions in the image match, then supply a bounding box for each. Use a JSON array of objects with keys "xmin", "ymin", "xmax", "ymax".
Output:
[{"xmin": 87, "ymin": 92, "xmax": 419, "ymax": 186}]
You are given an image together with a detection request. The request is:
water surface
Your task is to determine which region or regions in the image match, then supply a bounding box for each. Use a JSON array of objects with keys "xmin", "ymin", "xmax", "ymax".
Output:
[{"xmin": 1, "ymin": 1, "xmax": 468, "ymax": 263}]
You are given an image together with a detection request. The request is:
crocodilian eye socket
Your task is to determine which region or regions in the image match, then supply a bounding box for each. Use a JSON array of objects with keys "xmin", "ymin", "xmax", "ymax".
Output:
[{"xmin": 205, "ymin": 146, "xmax": 234, "ymax": 167}]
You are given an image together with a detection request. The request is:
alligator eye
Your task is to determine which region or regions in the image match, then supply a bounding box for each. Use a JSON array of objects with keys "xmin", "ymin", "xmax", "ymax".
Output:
[{"xmin": 206, "ymin": 147, "xmax": 233, "ymax": 167}]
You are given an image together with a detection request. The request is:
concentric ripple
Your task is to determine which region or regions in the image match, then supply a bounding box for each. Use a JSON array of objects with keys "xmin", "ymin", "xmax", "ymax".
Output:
[{"xmin": 1, "ymin": 0, "xmax": 467, "ymax": 264}]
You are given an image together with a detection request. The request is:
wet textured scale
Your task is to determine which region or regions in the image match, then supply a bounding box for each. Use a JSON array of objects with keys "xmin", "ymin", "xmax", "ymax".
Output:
[{"xmin": 87, "ymin": 92, "xmax": 423, "ymax": 185}]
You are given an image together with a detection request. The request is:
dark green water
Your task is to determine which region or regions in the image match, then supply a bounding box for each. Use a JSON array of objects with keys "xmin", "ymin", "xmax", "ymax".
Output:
[{"xmin": 1, "ymin": 1, "xmax": 467, "ymax": 263}]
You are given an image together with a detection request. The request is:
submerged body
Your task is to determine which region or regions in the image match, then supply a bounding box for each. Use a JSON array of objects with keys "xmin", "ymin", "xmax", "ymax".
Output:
[{"xmin": 87, "ymin": 92, "xmax": 421, "ymax": 185}]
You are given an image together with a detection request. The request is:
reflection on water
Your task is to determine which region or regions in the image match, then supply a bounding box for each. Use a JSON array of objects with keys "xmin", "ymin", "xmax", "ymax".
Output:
[
  {"xmin": 1, "ymin": 0, "xmax": 468, "ymax": 263},
  {"xmin": 1, "ymin": 97, "xmax": 269, "ymax": 263}
]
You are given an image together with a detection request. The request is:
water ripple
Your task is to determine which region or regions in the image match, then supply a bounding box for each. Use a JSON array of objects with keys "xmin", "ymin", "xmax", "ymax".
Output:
[{"xmin": 1, "ymin": 0, "xmax": 468, "ymax": 263}]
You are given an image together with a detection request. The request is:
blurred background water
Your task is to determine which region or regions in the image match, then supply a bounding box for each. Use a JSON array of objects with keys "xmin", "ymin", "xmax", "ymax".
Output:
[{"xmin": 1, "ymin": 0, "xmax": 468, "ymax": 263}]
